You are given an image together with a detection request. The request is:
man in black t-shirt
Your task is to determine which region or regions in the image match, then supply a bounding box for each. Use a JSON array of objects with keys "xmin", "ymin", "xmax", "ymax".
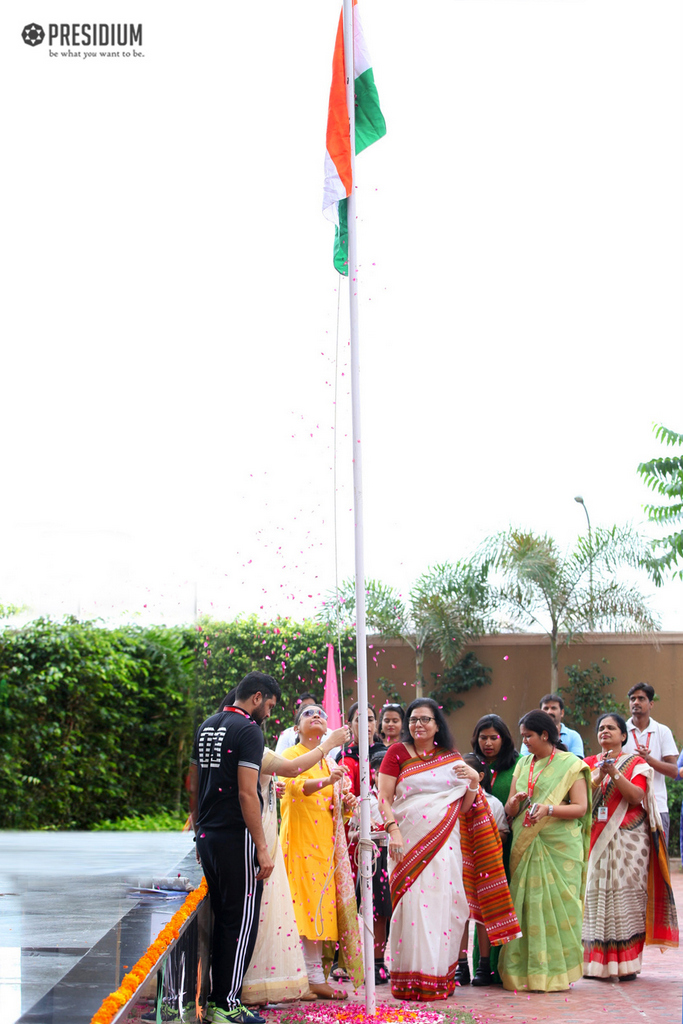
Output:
[{"xmin": 190, "ymin": 671, "xmax": 281, "ymax": 1024}]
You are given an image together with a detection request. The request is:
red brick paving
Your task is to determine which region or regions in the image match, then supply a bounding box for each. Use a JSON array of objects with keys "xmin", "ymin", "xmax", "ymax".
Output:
[{"xmin": 327, "ymin": 865, "xmax": 683, "ymax": 1024}]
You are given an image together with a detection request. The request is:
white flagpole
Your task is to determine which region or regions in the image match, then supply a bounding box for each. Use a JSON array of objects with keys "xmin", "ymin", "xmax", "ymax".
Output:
[{"xmin": 342, "ymin": 0, "xmax": 375, "ymax": 1013}]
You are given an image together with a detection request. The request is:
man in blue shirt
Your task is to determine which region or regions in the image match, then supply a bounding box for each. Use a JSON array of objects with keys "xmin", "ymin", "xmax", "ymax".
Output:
[{"xmin": 520, "ymin": 693, "xmax": 584, "ymax": 757}]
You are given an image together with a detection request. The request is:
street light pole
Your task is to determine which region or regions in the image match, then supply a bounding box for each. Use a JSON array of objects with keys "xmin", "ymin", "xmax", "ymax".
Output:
[{"xmin": 574, "ymin": 496, "xmax": 594, "ymax": 630}]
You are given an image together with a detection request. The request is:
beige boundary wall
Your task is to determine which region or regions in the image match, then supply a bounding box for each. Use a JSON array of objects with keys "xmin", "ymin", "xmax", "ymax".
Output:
[{"xmin": 347, "ymin": 633, "xmax": 683, "ymax": 756}]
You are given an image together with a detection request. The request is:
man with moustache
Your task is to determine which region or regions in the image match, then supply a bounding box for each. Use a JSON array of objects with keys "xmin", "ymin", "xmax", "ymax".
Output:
[{"xmin": 623, "ymin": 682, "xmax": 678, "ymax": 846}]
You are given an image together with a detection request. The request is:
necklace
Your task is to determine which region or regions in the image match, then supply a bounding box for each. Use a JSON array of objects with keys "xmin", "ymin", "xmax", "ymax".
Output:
[{"xmin": 416, "ymin": 744, "xmax": 437, "ymax": 758}]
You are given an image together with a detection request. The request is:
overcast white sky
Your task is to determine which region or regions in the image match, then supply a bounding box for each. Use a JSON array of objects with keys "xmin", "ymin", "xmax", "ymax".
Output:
[{"xmin": 2, "ymin": 0, "xmax": 682, "ymax": 631}]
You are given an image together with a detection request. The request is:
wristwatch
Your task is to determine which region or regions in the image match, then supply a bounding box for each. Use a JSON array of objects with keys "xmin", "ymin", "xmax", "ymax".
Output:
[{"xmin": 613, "ymin": 771, "xmax": 621, "ymax": 781}]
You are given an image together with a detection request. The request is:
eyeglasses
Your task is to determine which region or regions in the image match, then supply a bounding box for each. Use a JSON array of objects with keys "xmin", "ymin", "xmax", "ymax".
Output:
[
  {"xmin": 408, "ymin": 716, "xmax": 436, "ymax": 726},
  {"xmin": 382, "ymin": 703, "xmax": 402, "ymax": 709},
  {"xmin": 300, "ymin": 706, "xmax": 327, "ymax": 720}
]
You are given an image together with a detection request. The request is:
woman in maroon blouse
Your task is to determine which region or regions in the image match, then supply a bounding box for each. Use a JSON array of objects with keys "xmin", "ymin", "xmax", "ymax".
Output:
[{"xmin": 376, "ymin": 698, "xmax": 519, "ymax": 1001}]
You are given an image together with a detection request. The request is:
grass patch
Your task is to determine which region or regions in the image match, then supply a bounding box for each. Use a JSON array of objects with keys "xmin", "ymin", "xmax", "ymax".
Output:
[{"xmin": 91, "ymin": 810, "xmax": 187, "ymax": 831}]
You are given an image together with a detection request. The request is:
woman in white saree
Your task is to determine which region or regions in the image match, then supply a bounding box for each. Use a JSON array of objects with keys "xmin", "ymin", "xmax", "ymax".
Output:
[{"xmin": 377, "ymin": 699, "xmax": 520, "ymax": 1001}]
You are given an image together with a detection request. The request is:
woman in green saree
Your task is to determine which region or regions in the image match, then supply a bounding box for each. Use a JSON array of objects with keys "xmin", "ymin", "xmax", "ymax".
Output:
[{"xmin": 499, "ymin": 710, "xmax": 591, "ymax": 993}]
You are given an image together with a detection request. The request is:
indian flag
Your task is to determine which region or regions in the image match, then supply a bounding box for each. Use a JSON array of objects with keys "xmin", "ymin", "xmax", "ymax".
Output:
[{"xmin": 323, "ymin": 0, "xmax": 386, "ymax": 275}]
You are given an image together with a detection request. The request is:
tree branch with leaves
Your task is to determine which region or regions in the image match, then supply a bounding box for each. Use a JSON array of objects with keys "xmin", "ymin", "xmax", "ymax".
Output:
[
  {"xmin": 318, "ymin": 561, "xmax": 494, "ymax": 698},
  {"xmin": 638, "ymin": 423, "xmax": 683, "ymax": 585}
]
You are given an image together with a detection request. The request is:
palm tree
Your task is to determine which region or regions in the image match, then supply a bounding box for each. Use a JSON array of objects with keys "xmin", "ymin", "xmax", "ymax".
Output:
[
  {"xmin": 480, "ymin": 527, "xmax": 659, "ymax": 689},
  {"xmin": 319, "ymin": 561, "xmax": 493, "ymax": 697}
]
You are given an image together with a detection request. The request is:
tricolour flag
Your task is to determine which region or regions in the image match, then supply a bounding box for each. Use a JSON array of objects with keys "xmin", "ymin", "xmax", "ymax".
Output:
[{"xmin": 323, "ymin": 0, "xmax": 386, "ymax": 275}]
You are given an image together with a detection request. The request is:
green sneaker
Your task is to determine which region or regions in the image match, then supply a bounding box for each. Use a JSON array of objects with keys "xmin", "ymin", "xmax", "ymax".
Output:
[{"xmin": 211, "ymin": 1007, "xmax": 266, "ymax": 1024}]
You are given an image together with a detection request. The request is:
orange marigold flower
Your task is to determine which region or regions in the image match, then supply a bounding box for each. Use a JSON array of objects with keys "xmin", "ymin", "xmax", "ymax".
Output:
[{"xmin": 87, "ymin": 877, "xmax": 208, "ymax": 1024}]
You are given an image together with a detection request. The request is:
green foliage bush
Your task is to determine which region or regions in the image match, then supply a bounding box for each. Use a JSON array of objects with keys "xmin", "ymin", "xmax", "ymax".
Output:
[
  {"xmin": 560, "ymin": 659, "xmax": 625, "ymax": 753},
  {"xmin": 92, "ymin": 811, "xmax": 188, "ymax": 831},
  {"xmin": 189, "ymin": 615, "xmax": 357, "ymax": 744},
  {"xmin": 667, "ymin": 778, "xmax": 683, "ymax": 860},
  {"xmin": 0, "ymin": 618, "xmax": 194, "ymax": 829},
  {"xmin": 0, "ymin": 615, "xmax": 356, "ymax": 830},
  {"xmin": 430, "ymin": 652, "xmax": 492, "ymax": 715}
]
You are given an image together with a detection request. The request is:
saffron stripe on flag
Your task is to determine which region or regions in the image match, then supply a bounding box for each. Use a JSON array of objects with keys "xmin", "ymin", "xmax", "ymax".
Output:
[{"xmin": 323, "ymin": 1, "xmax": 386, "ymax": 275}]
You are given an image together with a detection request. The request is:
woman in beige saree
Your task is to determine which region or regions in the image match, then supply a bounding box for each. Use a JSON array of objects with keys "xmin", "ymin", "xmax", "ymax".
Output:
[{"xmin": 242, "ymin": 717, "xmax": 349, "ymax": 1004}]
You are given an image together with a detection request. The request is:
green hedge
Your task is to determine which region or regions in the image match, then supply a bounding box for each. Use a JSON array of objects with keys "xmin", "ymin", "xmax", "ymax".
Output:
[
  {"xmin": 0, "ymin": 615, "xmax": 356, "ymax": 830},
  {"xmin": 0, "ymin": 618, "xmax": 193, "ymax": 829},
  {"xmin": 667, "ymin": 777, "xmax": 682, "ymax": 861},
  {"xmin": 190, "ymin": 614, "xmax": 357, "ymax": 747}
]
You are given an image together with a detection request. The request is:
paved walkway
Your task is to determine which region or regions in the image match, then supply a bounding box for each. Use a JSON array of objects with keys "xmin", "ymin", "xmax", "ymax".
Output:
[{"xmin": 330, "ymin": 865, "xmax": 683, "ymax": 1024}]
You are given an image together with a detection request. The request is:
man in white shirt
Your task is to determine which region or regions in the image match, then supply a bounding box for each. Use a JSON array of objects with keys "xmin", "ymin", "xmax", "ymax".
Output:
[
  {"xmin": 274, "ymin": 692, "xmax": 316, "ymax": 754},
  {"xmin": 623, "ymin": 682, "xmax": 678, "ymax": 847},
  {"xmin": 519, "ymin": 693, "xmax": 584, "ymax": 757}
]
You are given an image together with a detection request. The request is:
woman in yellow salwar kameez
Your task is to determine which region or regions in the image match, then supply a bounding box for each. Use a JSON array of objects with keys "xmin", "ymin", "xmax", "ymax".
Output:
[
  {"xmin": 280, "ymin": 704, "xmax": 360, "ymax": 999},
  {"xmin": 500, "ymin": 710, "xmax": 591, "ymax": 993}
]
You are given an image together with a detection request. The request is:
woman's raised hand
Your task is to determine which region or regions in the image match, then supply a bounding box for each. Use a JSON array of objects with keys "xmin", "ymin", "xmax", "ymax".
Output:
[
  {"xmin": 342, "ymin": 786, "xmax": 358, "ymax": 813},
  {"xmin": 328, "ymin": 763, "xmax": 348, "ymax": 787},
  {"xmin": 325, "ymin": 725, "xmax": 351, "ymax": 750}
]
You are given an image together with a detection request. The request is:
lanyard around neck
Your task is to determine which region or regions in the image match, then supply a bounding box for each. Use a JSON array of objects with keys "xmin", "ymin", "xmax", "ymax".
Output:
[
  {"xmin": 631, "ymin": 727, "xmax": 651, "ymax": 750},
  {"xmin": 225, "ymin": 706, "xmax": 251, "ymax": 720},
  {"xmin": 527, "ymin": 747, "xmax": 555, "ymax": 801}
]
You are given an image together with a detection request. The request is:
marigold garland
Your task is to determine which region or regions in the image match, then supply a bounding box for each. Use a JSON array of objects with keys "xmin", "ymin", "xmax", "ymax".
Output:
[{"xmin": 89, "ymin": 878, "xmax": 209, "ymax": 1024}]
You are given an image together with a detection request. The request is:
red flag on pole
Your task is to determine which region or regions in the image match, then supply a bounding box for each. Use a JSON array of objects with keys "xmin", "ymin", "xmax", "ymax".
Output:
[{"xmin": 322, "ymin": 643, "xmax": 343, "ymax": 729}]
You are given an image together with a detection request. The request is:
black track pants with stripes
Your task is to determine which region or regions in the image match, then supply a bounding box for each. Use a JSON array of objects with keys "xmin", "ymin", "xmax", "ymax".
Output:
[{"xmin": 197, "ymin": 829, "xmax": 264, "ymax": 1010}]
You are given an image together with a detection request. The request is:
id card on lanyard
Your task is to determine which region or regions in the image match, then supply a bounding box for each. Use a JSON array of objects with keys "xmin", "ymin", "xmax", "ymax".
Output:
[{"xmin": 632, "ymin": 729, "xmax": 652, "ymax": 752}]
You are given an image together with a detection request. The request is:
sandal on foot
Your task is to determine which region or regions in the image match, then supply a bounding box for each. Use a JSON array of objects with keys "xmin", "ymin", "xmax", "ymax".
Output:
[{"xmin": 309, "ymin": 983, "xmax": 348, "ymax": 1000}]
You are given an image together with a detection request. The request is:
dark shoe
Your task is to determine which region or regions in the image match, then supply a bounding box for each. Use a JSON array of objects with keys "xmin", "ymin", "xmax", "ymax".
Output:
[
  {"xmin": 620, "ymin": 974, "xmax": 637, "ymax": 982},
  {"xmin": 472, "ymin": 963, "xmax": 495, "ymax": 987},
  {"xmin": 454, "ymin": 960, "xmax": 470, "ymax": 986},
  {"xmin": 375, "ymin": 962, "xmax": 389, "ymax": 985},
  {"xmin": 141, "ymin": 1007, "xmax": 182, "ymax": 1022}
]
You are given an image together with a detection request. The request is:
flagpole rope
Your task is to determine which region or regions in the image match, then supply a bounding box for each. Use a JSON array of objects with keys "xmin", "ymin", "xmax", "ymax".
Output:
[{"xmin": 333, "ymin": 278, "xmax": 345, "ymax": 722}]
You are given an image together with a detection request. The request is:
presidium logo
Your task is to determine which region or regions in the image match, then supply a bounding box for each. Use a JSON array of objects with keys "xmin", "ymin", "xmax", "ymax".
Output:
[
  {"xmin": 22, "ymin": 23, "xmax": 45, "ymax": 46},
  {"xmin": 21, "ymin": 22, "xmax": 143, "ymax": 48}
]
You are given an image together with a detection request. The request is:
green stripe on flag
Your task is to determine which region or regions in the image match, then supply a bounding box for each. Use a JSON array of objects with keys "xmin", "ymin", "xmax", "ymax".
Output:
[
  {"xmin": 334, "ymin": 197, "xmax": 349, "ymax": 276},
  {"xmin": 331, "ymin": 69, "xmax": 385, "ymax": 275},
  {"xmin": 354, "ymin": 68, "xmax": 386, "ymax": 154}
]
